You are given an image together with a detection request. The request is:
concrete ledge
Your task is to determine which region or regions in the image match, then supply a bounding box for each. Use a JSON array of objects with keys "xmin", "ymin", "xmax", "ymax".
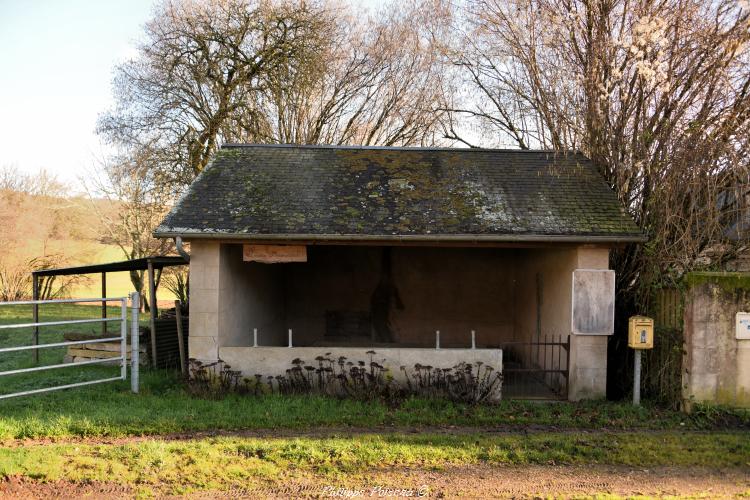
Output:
[{"xmin": 219, "ymin": 346, "xmax": 503, "ymax": 384}]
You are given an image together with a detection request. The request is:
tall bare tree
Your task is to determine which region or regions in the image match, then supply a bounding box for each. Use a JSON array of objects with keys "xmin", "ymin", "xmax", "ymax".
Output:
[
  {"xmin": 98, "ymin": 0, "xmax": 336, "ymax": 187},
  {"xmin": 98, "ymin": 0, "xmax": 452, "ymax": 189},
  {"xmin": 259, "ymin": 0, "xmax": 452, "ymax": 146},
  {"xmin": 449, "ymin": 0, "xmax": 750, "ymax": 307}
]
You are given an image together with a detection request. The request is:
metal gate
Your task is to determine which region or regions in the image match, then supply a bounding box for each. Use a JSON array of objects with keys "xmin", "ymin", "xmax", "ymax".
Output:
[
  {"xmin": 499, "ymin": 335, "xmax": 570, "ymax": 400},
  {"xmin": 0, "ymin": 293, "xmax": 140, "ymax": 399}
]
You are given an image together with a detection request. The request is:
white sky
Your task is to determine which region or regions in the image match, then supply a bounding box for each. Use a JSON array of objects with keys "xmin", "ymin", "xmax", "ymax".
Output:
[
  {"xmin": 0, "ymin": 0, "xmax": 154, "ymax": 185},
  {"xmin": 0, "ymin": 0, "xmax": 381, "ymax": 187}
]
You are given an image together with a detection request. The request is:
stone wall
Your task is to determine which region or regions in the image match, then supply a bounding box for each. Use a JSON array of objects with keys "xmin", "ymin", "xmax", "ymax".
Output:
[
  {"xmin": 219, "ymin": 346, "xmax": 503, "ymax": 400},
  {"xmin": 682, "ymin": 273, "xmax": 750, "ymax": 408}
]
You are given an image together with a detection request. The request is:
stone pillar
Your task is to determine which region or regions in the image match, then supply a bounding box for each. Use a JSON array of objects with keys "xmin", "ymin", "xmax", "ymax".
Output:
[
  {"xmin": 187, "ymin": 240, "xmax": 221, "ymax": 362},
  {"xmin": 682, "ymin": 276, "xmax": 750, "ymax": 408},
  {"xmin": 568, "ymin": 246, "xmax": 610, "ymax": 401}
]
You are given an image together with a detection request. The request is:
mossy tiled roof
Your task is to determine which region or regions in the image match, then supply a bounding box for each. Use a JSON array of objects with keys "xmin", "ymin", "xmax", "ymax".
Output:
[{"xmin": 155, "ymin": 144, "xmax": 644, "ymax": 242}]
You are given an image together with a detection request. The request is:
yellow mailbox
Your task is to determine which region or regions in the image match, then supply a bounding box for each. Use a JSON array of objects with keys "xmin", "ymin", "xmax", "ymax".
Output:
[{"xmin": 628, "ymin": 316, "xmax": 654, "ymax": 349}]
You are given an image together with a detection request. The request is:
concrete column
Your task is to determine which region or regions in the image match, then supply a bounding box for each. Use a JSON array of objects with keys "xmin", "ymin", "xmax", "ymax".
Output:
[
  {"xmin": 187, "ymin": 240, "xmax": 221, "ymax": 362},
  {"xmin": 568, "ymin": 246, "xmax": 610, "ymax": 401}
]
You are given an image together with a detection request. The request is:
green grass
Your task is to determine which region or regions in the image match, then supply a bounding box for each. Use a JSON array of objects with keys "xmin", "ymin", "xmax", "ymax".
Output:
[
  {"xmin": 0, "ymin": 432, "xmax": 746, "ymax": 494},
  {"xmin": 0, "ymin": 305, "xmax": 748, "ymax": 496},
  {"xmin": 0, "ymin": 304, "xmax": 747, "ymax": 441}
]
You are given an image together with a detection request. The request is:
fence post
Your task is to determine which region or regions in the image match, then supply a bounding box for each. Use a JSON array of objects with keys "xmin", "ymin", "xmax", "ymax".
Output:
[
  {"xmin": 120, "ymin": 297, "xmax": 127, "ymax": 381},
  {"xmin": 32, "ymin": 274, "xmax": 39, "ymax": 364},
  {"xmin": 130, "ymin": 292, "xmax": 140, "ymax": 394},
  {"xmin": 175, "ymin": 300, "xmax": 186, "ymax": 377}
]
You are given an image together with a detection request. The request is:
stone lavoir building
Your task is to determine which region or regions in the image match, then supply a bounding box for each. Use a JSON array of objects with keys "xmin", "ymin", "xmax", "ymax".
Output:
[{"xmin": 155, "ymin": 144, "xmax": 644, "ymax": 400}]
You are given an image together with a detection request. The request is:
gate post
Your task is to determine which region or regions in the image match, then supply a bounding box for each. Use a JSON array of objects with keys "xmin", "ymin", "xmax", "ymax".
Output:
[
  {"xmin": 130, "ymin": 292, "xmax": 140, "ymax": 394},
  {"xmin": 120, "ymin": 297, "xmax": 127, "ymax": 381}
]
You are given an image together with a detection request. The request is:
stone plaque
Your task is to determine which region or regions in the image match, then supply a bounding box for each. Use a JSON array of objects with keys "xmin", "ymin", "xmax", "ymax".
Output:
[{"xmin": 571, "ymin": 269, "xmax": 615, "ymax": 335}]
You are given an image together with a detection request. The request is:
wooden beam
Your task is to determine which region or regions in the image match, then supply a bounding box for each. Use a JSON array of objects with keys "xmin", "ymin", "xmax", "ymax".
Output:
[
  {"xmin": 243, "ymin": 244, "xmax": 307, "ymax": 263},
  {"xmin": 32, "ymin": 274, "xmax": 39, "ymax": 364},
  {"xmin": 101, "ymin": 272, "xmax": 107, "ymax": 335},
  {"xmin": 147, "ymin": 261, "xmax": 158, "ymax": 367}
]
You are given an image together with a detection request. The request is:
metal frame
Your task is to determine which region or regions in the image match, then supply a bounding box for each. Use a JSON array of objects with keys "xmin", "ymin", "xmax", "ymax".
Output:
[
  {"xmin": 0, "ymin": 293, "xmax": 140, "ymax": 399},
  {"xmin": 499, "ymin": 335, "xmax": 570, "ymax": 400}
]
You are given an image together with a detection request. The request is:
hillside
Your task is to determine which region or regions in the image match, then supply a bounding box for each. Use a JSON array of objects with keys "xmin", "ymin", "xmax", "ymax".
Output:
[{"xmin": 0, "ymin": 188, "xmax": 177, "ymax": 300}]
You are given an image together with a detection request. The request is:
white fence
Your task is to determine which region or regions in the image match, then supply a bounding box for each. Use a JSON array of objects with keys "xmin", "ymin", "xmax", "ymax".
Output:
[{"xmin": 0, "ymin": 292, "xmax": 140, "ymax": 399}]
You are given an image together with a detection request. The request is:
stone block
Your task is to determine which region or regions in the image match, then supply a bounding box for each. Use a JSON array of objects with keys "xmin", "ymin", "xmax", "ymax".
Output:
[{"xmin": 189, "ymin": 336, "xmax": 219, "ymax": 361}]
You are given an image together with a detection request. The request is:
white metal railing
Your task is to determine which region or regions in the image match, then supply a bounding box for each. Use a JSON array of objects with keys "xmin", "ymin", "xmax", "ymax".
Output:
[{"xmin": 0, "ymin": 292, "xmax": 140, "ymax": 399}]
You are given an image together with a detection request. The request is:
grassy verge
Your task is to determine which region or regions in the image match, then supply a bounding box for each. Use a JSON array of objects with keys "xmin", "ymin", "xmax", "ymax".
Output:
[
  {"xmin": 0, "ymin": 431, "xmax": 746, "ymax": 495},
  {"xmin": 0, "ymin": 370, "xmax": 747, "ymax": 440},
  {"xmin": 0, "ymin": 304, "xmax": 747, "ymax": 440}
]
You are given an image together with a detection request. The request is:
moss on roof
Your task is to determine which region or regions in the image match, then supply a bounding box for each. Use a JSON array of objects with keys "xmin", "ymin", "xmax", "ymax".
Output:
[{"xmin": 155, "ymin": 145, "xmax": 644, "ymax": 242}]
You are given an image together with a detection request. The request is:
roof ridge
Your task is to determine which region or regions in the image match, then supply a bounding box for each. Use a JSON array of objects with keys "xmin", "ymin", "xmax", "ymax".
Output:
[{"xmin": 220, "ymin": 143, "xmax": 579, "ymax": 155}]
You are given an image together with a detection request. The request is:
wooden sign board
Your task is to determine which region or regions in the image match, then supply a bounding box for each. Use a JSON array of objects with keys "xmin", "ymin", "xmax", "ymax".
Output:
[{"xmin": 243, "ymin": 244, "xmax": 307, "ymax": 263}]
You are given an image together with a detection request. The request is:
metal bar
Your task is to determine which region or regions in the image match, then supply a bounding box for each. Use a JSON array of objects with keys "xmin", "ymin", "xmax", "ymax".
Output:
[
  {"xmin": 0, "ymin": 357, "xmax": 122, "ymax": 377},
  {"xmin": 102, "ymin": 272, "xmax": 107, "ymax": 335},
  {"xmin": 0, "ymin": 297, "xmax": 127, "ymax": 306},
  {"xmin": 0, "ymin": 337, "xmax": 123, "ymax": 353},
  {"xmin": 147, "ymin": 261, "xmax": 158, "ymax": 367},
  {"xmin": 120, "ymin": 297, "xmax": 127, "ymax": 380},
  {"xmin": 0, "ymin": 317, "xmax": 124, "ymax": 330},
  {"xmin": 633, "ymin": 350, "xmax": 642, "ymax": 406},
  {"xmin": 130, "ymin": 292, "xmax": 139, "ymax": 394},
  {"xmin": 32, "ymin": 274, "xmax": 39, "ymax": 364},
  {"xmin": 0, "ymin": 377, "xmax": 124, "ymax": 400},
  {"xmin": 175, "ymin": 300, "xmax": 186, "ymax": 377},
  {"xmin": 565, "ymin": 335, "xmax": 571, "ymax": 397}
]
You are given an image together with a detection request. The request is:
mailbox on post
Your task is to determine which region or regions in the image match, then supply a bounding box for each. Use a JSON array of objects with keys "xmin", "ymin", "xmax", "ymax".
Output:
[
  {"xmin": 628, "ymin": 316, "xmax": 654, "ymax": 349},
  {"xmin": 628, "ymin": 315, "xmax": 654, "ymax": 407}
]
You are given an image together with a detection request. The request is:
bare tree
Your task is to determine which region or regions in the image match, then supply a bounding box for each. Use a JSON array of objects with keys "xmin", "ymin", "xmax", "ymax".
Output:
[
  {"xmin": 259, "ymin": 0, "xmax": 453, "ymax": 146},
  {"xmin": 98, "ymin": 0, "xmax": 453, "ymax": 191},
  {"xmin": 0, "ymin": 165, "xmax": 67, "ymax": 197},
  {"xmin": 85, "ymin": 149, "xmax": 173, "ymax": 311},
  {"xmin": 97, "ymin": 0, "xmax": 335, "ymax": 188},
  {"xmin": 450, "ymin": 0, "xmax": 750, "ymax": 307}
]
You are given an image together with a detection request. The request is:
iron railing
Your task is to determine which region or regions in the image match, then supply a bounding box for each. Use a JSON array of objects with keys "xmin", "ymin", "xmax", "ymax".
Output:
[
  {"xmin": 0, "ymin": 292, "xmax": 140, "ymax": 399},
  {"xmin": 499, "ymin": 335, "xmax": 570, "ymax": 400}
]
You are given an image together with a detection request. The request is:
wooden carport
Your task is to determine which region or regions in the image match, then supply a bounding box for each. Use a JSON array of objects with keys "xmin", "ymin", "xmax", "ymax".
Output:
[{"xmin": 31, "ymin": 256, "xmax": 188, "ymax": 365}]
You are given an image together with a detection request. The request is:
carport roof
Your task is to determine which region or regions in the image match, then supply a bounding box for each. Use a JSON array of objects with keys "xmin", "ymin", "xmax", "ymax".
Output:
[
  {"xmin": 155, "ymin": 144, "xmax": 645, "ymax": 244},
  {"xmin": 31, "ymin": 256, "xmax": 188, "ymax": 277}
]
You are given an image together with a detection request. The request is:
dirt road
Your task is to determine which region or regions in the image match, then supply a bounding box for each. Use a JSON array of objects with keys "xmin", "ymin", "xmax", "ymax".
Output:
[{"xmin": 1, "ymin": 464, "xmax": 748, "ymax": 498}]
